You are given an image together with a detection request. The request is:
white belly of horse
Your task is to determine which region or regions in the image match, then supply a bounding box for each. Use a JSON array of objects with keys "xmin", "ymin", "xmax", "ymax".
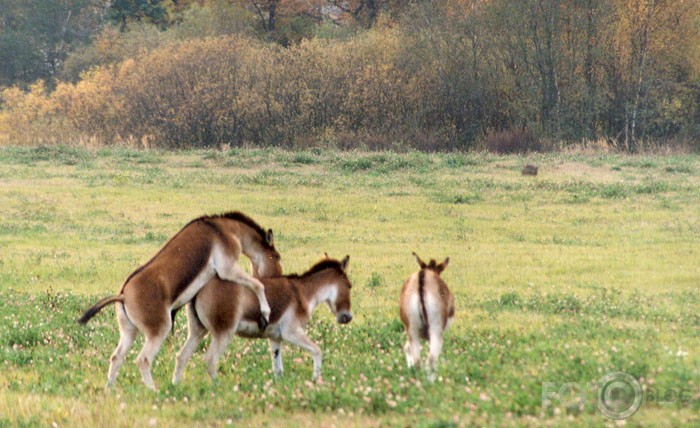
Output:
[
  {"xmin": 236, "ymin": 321, "xmax": 263, "ymax": 337},
  {"xmin": 235, "ymin": 321, "xmax": 283, "ymax": 340}
]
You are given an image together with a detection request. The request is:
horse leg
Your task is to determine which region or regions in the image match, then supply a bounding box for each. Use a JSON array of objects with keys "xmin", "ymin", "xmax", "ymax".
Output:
[
  {"xmin": 107, "ymin": 303, "xmax": 138, "ymax": 387},
  {"xmin": 204, "ymin": 331, "xmax": 234, "ymax": 381},
  {"xmin": 216, "ymin": 261, "xmax": 271, "ymax": 325},
  {"xmin": 172, "ymin": 303, "xmax": 208, "ymax": 385},
  {"xmin": 268, "ymin": 339, "xmax": 284, "ymax": 377},
  {"xmin": 134, "ymin": 315, "xmax": 170, "ymax": 391},
  {"xmin": 283, "ymin": 327, "xmax": 322, "ymax": 382},
  {"xmin": 403, "ymin": 340, "xmax": 413, "ymax": 368},
  {"xmin": 404, "ymin": 327, "xmax": 421, "ymax": 369},
  {"xmin": 426, "ymin": 328, "xmax": 444, "ymax": 383}
]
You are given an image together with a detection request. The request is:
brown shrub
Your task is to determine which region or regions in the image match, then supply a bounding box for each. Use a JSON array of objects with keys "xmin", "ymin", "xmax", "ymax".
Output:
[
  {"xmin": 483, "ymin": 128, "xmax": 541, "ymax": 154},
  {"xmin": 0, "ymin": 81, "xmax": 74, "ymax": 145},
  {"xmin": 0, "ymin": 28, "xmax": 533, "ymax": 150}
]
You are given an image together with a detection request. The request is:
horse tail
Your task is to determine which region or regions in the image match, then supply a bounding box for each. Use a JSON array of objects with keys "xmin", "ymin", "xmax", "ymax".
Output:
[
  {"xmin": 77, "ymin": 295, "xmax": 124, "ymax": 325},
  {"xmin": 170, "ymin": 306, "xmax": 182, "ymax": 335},
  {"xmin": 418, "ymin": 269, "xmax": 429, "ymax": 337}
]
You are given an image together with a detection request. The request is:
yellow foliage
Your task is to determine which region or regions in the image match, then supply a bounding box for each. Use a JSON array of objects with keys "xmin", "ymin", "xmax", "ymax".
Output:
[
  {"xmin": 38, "ymin": 29, "xmax": 429, "ymax": 148},
  {"xmin": 2, "ymin": 4, "xmax": 697, "ymax": 149},
  {"xmin": 0, "ymin": 81, "xmax": 71, "ymax": 146}
]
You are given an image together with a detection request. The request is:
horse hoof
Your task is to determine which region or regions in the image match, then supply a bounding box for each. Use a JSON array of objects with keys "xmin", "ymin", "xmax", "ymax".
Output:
[{"xmin": 258, "ymin": 316, "xmax": 269, "ymax": 330}]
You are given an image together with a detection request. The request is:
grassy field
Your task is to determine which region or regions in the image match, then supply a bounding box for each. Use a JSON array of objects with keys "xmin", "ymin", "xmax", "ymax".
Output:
[{"xmin": 0, "ymin": 145, "xmax": 699, "ymax": 427}]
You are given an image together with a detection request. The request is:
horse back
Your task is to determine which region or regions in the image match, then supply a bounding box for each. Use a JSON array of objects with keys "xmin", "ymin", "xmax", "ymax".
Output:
[
  {"xmin": 121, "ymin": 220, "xmax": 225, "ymax": 302},
  {"xmin": 400, "ymin": 270, "xmax": 453, "ymax": 333},
  {"xmin": 196, "ymin": 276, "xmax": 301, "ymax": 336},
  {"xmin": 240, "ymin": 277, "xmax": 301, "ymax": 325}
]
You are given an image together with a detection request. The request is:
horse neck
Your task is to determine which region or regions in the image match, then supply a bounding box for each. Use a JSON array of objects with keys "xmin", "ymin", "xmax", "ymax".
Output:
[
  {"xmin": 223, "ymin": 220, "xmax": 264, "ymax": 260},
  {"xmin": 296, "ymin": 270, "xmax": 339, "ymax": 313}
]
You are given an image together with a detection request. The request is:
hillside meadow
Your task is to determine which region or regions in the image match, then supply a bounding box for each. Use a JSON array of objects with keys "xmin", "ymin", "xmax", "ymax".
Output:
[{"xmin": 0, "ymin": 146, "xmax": 699, "ymax": 427}]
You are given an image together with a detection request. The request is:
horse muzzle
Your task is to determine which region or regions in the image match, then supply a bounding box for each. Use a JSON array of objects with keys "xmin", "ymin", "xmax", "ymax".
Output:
[{"xmin": 337, "ymin": 311, "xmax": 353, "ymax": 324}]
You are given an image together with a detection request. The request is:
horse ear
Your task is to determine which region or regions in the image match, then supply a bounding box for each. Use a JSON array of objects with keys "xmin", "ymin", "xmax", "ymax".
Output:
[
  {"xmin": 436, "ymin": 257, "xmax": 450, "ymax": 273},
  {"xmin": 412, "ymin": 252, "xmax": 426, "ymax": 269},
  {"xmin": 324, "ymin": 252, "xmax": 330, "ymax": 259},
  {"xmin": 341, "ymin": 255, "xmax": 350, "ymax": 271},
  {"xmin": 266, "ymin": 229, "xmax": 274, "ymax": 246}
]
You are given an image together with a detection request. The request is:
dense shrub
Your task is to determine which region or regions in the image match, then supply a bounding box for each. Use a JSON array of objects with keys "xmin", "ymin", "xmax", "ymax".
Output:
[
  {"xmin": 32, "ymin": 30, "xmax": 457, "ymax": 150},
  {"xmin": 0, "ymin": 81, "xmax": 71, "ymax": 145},
  {"xmin": 483, "ymin": 128, "xmax": 541, "ymax": 154},
  {"xmin": 1, "ymin": 0, "xmax": 699, "ymax": 151}
]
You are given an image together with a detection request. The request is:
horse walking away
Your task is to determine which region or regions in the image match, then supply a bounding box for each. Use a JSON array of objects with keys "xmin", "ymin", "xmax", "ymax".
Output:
[
  {"xmin": 172, "ymin": 255, "xmax": 352, "ymax": 384},
  {"xmin": 400, "ymin": 252, "xmax": 454, "ymax": 382},
  {"xmin": 77, "ymin": 211, "xmax": 282, "ymax": 390}
]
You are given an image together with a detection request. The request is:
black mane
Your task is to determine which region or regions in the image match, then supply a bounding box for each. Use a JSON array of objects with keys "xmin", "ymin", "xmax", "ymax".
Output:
[
  {"xmin": 286, "ymin": 259, "xmax": 344, "ymax": 280},
  {"xmin": 120, "ymin": 211, "xmax": 272, "ymax": 293},
  {"xmin": 202, "ymin": 211, "xmax": 269, "ymax": 244}
]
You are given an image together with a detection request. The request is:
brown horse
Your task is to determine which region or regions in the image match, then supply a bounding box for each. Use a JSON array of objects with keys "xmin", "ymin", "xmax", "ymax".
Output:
[
  {"xmin": 78, "ymin": 212, "xmax": 282, "ymax": 390},
  {"xmin": 172, "ymin": 255, "xmax": 352, "ymax": 384},
  {"xmin": 400, "ymin": 252, "xmax": 454, "ymax": 382}
]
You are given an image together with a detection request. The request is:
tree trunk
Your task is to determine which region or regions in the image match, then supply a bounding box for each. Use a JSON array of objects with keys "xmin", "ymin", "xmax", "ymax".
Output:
[
  {"xmin": 583, "ymin": 0, "xmax": 597, "ymax": 138},
  {"xmin": 627, "ymin": 0, "xmax": 657, "ymax": 152},
  {"xmin": 366, "ymin": 0, "xmax": 377, "ymax": 28},
  {"xmin": 268, "ymin": 0, "xmax": 277, "ymax": 32}
]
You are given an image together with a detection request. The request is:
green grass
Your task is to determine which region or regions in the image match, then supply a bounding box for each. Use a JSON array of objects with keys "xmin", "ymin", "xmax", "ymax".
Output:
[{"xmin": 1, "ymin": 146, "xmax": 699, "ymax": 427}]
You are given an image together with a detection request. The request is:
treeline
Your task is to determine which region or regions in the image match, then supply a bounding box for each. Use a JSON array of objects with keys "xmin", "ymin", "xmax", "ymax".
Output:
[{"xmin": 1, "ymin": 0, "xmax": 699, "ymax": 151}]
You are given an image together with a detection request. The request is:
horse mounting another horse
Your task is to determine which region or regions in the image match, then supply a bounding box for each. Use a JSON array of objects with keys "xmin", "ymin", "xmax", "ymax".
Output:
[
  {"xmin": 172, "ymin": 255, "xmax": 353, "ymax": 384},
  {"xmin": 77, "ymin": 211, "xmax": 282, "ymax": 390}
]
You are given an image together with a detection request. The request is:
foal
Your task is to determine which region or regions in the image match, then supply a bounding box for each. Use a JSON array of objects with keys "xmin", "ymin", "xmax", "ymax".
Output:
[
  {"xmin": 172, "ymin": 256, "xmax": 353, "ymax": 384},
  {"xmin": 400, "ymin": 252, "xmax": 454, "ymax": 382},
  {"xmin": 78, "ymin": 212, "xmax": 282, "ymax": 390}
]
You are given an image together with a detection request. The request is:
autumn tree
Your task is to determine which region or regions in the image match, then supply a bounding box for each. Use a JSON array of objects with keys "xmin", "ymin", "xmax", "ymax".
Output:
[
  {"xmin": 2, "ymin": 0, "xmax": 699, "ymax": 149},
  {"xmin": 400, "ymin": 0, "xmax": 513, "ymax": 146},
  {"xmin": 326, "ymin": 0, "xmax": 409, "ymax": 28},
  {"xmin": 606, "ymin": 0, "xmax": 699, "ymax": 150},
  {"xmin": 0, "ymin": 0, "xmax": 108, "ymax": 87},
  {"xmin": 107, "ymin": 0, "xmax": 171, "ymax": 30},
  {"xmin": 242, "ymin": 0, "xmax": 325, "ymax": 44}
]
